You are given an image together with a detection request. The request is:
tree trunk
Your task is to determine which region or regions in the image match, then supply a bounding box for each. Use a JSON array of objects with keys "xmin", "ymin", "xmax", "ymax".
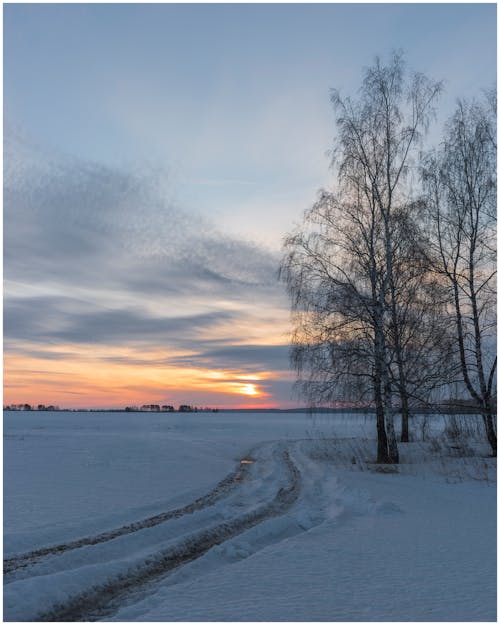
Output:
[
  {"xmin": 400, "ymin": 394, "xmax": 410, "ymax": 443},
  {"xmin": 385, "ymin": 411, "xmax": 399, "ymax": 463},
  {"xmin": 383, "ymin": 378, "xmax": 399, "ymax": 463},
  {"xmin": 373, "ymin": 299, "xmax": 391, "ymax": 464},
  {"xmin": 482, "ymin": 406, "xmax": 497, "ymax": 457},
  {"xmin": 374, "ymin": 379, "xmax": 390, "ymax": 464}
]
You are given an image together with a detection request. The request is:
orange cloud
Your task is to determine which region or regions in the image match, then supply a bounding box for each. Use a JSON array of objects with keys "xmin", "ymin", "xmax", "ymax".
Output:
[{"xmin": 3, "ymin": 343, "xmax": 282, "ymax": 409}]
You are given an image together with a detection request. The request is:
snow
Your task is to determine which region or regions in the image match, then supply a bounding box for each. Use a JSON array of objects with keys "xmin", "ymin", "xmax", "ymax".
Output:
[
  {"xmin": 126, "ymin": 476, "xmax": 495, "ymax": 622},
  {"xmin": 3, "ymin": 410, "xmax": 496, "ymax": 621}
]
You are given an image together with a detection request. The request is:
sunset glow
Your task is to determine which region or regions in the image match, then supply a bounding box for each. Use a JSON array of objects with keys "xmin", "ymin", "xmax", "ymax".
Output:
[{"xmin": 3, "ymin": 342, "xmax": 284, "ymax": 409}]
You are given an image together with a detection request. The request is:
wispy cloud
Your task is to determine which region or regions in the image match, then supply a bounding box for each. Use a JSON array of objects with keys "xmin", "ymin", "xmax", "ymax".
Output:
[
  {"xmin": 169, "ymin": 344, "xmax": 291, "ymax": 372},
  {"xmin": 5, "ymin": 124, "xmax": 282, "ymax": 295},
  {"xmin": 4, "ymin": 296, "xmax": 237, "ymax": 346},
  {"xmin": 4, "ymin": 126, "xmax": 294, "ymax": 407}
]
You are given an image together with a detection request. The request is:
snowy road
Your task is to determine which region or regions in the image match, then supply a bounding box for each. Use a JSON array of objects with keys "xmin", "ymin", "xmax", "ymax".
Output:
[{"xmin": 5, "ymin": 441, "xmax": 303, "ymax": 621}]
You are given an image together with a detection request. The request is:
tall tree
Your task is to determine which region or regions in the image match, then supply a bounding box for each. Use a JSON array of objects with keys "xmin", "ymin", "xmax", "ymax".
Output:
[
  {"xmin": 281, "ymin": 53, "xmax": 442, "ymax": 462},
  {"xmin": 422, "ymin": 95, "xmax": 497, "ymax": 454}
]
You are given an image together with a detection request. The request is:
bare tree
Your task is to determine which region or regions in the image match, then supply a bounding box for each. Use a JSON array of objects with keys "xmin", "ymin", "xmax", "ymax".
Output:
[
  {"xmin": 281, "ymin": 191, "xmax": 393, "ymax": 462},
  {"xmin": 422, "ymin": 95, "xmax": 497, "ymax": 454},
  {"xmin": 385, "ymin": 202, "xmax": 457, "ymax": 440},
  {"xmin": 281, "ymin": 53, "xmax": 442, "ymax": 463}
]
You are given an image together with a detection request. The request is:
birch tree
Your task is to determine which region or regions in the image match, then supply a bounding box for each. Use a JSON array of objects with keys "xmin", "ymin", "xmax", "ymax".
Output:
[
  {"xmin": 281, "ymin": 53, "xmax": 442, "ymax": 463},
  {"xmin": 422, "ymin": 96, "xmax": 497, "ymax": 454}
]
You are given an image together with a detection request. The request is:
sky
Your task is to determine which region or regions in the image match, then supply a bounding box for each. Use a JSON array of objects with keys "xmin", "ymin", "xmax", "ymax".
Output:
[{"xmin": 4, "ymin": 2, "xmax": 497, "ymax": 409}]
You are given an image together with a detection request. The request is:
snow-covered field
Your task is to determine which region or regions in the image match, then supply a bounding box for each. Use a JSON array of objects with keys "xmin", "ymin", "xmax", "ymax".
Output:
[{"xmin": 3, "ymin": 410, "xmax": 496, "ymax": 621}]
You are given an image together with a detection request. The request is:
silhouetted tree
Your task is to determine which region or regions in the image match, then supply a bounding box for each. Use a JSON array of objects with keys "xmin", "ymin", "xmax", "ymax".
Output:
[
  {"xmin": 422, "ymin": 94, "xmax": 497, "ymax": 454},
  {"xmin": 281, "ymin": 53, "xmax": 442, "ymax": 462}
]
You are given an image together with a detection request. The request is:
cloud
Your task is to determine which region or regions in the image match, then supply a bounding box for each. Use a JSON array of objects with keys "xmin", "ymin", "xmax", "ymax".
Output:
[
  {"xmin": 170, "ymin": 344, "xmax": 291, "ymax": 372},
  {"xmin": 4, "ymin": 294, "xmax": 236, "ymax": 347},
  {"xmin": 4, "ymin": 124, "xmax": 282, "ymax": 300},
  {"xmin": 4, "ymin": 125, "xmax": 295, "ymax": 406}
]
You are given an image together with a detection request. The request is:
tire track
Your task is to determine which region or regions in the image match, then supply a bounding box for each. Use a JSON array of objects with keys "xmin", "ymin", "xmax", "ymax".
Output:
[
  {"xmin": 36, "ymin": 448, "xmax": 300, "ymax": 622},
  {"xmin": 4, "ymin": 454, "xmax": 255, "ymax": 577}
]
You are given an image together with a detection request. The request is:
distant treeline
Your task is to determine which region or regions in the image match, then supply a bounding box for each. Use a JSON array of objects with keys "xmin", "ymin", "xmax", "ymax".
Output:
[
  {"xmin": 4, "ymin": 403, "xmax": 482, "ymax": 415},
  {"xmin": 3, "ymin": 404, "xmax": 219, "ymax": 413}
]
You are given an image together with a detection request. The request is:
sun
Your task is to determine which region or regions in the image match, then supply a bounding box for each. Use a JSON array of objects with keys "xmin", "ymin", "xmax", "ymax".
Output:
[{"xmin": 240, "ymin": 383, "xmax": 259, "ymax": 396}]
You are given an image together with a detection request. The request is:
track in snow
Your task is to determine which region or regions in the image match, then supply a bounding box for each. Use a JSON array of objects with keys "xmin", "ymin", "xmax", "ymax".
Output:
[
  {"xmin": 7, "ymin": 444, "xmax": 301, "ymax": 622},
  {"xmin": 4, "ymin": 455, "xmax": 253, "ymax": 578}
]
